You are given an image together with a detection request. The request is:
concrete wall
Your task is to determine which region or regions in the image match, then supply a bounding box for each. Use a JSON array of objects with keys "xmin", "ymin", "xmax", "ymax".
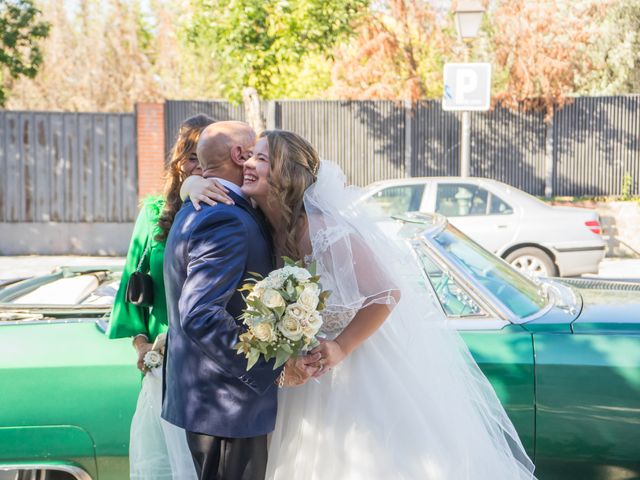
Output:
[
  {"xmin": 0, "ymin": 223, "xmax": 134, "ymax": 256},
  {"xmin": 597, "ymin": 202, "xmax": 640, "ymax": 257}
]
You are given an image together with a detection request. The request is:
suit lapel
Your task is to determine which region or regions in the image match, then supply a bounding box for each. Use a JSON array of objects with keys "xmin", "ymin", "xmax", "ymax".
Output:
[{"xmin": 228, "ymin": 192, "xmax": 275, "ymax": 266}]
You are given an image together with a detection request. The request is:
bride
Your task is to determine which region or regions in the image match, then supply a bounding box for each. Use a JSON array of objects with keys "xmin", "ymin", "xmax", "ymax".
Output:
[{"xmin": 237, "ymin": 129, "xmax": 536, "ymax": 479}]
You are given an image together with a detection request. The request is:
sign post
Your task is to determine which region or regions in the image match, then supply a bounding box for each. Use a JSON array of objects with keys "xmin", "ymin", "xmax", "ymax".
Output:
[{"xmin": 443, "ymin": 63, "xmax": 492, "ymax": 177}]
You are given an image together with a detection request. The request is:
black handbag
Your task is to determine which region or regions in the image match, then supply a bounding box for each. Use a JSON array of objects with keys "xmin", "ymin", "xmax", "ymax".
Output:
[{"xmin": 125, "ymin": 238, "xmax": 154, "ymax": 307}]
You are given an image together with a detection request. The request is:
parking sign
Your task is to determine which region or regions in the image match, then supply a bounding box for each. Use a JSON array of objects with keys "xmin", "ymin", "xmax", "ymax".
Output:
[{"xmin": 442, "ymin": 63, "xmax": 492, "ymax": 111}]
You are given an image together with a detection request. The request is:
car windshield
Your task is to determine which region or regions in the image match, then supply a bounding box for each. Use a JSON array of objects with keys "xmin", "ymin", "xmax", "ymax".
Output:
[
  {"xmin": 430, "ymin": 225, "xmax": 547, "ymax": 318},
  {"xmin": 364, "ymin": 184, "xmax": 425, "ymax": 216}
]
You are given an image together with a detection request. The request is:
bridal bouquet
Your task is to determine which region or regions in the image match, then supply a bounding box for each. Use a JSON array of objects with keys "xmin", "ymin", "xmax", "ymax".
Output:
[{"xmin": 235, "ymin": 258, "xmax": 331, "ymax": 370}]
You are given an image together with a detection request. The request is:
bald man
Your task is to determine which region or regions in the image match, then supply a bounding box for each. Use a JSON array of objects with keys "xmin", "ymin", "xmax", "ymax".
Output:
[
  {"xmin": 162, "ymin": 121, "xmax": 313, "ymax": 480},
  {"xmin": 197, "ymin": 120, "xmax": 256, "ymax": 187}
]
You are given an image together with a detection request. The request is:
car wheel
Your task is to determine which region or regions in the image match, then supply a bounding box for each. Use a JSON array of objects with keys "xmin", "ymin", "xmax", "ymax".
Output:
[{"xmin": 505, "ymin": 247, "xmax": 556, "ymax": 278}]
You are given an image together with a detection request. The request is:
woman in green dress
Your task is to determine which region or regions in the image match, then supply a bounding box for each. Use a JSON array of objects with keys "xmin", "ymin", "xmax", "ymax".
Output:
[{"xmin": 108, "ymin": 114, "xmax": 232, "ymax": 479}]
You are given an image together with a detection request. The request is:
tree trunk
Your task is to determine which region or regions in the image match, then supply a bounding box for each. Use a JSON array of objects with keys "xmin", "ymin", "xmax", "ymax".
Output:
[{"xmin": 242, "ymin": 87, "xmax": 265, "ymax": 134}]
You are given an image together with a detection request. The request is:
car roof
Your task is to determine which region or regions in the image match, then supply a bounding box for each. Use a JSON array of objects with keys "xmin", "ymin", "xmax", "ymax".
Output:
[
  {"xmin": 365, "ymin": 176, "xmax": 549, "ymax": 208},
  {"xmin": 367, "ymin": 176, "xmax": 509, "ymax": 188}
]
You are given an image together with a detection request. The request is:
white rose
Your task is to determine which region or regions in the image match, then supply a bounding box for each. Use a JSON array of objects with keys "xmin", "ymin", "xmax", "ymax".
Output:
[
  {"xmin": 285, "ymin": 266, "xmax": 312, "ymax": 282},
  {"xmin": 298, "ymin": 288, "xmax": 319, "ymax": 310},
  {"xmin": 266, "ymin": 271, "xmax": 287, "ymax": 289},
  {"xmin": 262, "ymin": 289, "xmax": 286, "ymax": 309},
  {"xmin": 285, "ymin": 303, "xmax": 307, "ymax": 322},
  {"xmin": 278, "ymin": 304, "xmax": 306, "ymax": 340},
  {"xmin": 253, "ymin": 321, "xmax": 277, "ymax": 342},
  {"xmin": 143, "ymin": 350, "xmax": 162, "ymax": 369},
  {"xmin": 246, "ymin": 291, "xmax": 259, "ymax": 304},
  {"xmin": 303, "ymin": 310, "xmax": 323, "ymax": 337},
  {"xmin": 252, "ymin": 280, "xmax": 266, "ymax": 297},
  {"xmin": 303, "ymin": 282, "xmax": 320, "ymax": 295}
]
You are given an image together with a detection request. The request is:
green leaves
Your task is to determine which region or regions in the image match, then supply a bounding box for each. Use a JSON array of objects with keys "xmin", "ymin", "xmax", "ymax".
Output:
[
  {"xmin": 282, "ymin": 256, "xmax": 299, "ymax": 267},
  {"xmin": 274, "ymin": 347, "xmax": 290, "ymax": 369},
  {"xmin": 0, "ymin": 0, "xmax": 50, "ymax": 106},
  {"xmin": 186, "ymin": 0, "xmax": 367, "ymax": 100},
  {"xmin": 247, "ymin": 347, "xmax": 261, "ymax": 370},
  {"xmin": 318, "ymin": 289, "xmax": 332, "ymax": 311}
]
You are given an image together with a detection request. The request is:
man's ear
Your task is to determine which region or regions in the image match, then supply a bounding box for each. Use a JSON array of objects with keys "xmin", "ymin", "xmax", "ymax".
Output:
[{"xmin": 230, "ymin": 145, "xmax": 244, "ymax": 167}]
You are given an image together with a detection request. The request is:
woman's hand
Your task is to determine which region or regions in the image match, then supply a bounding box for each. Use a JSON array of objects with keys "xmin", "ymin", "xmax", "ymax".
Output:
[
  {"xmin": 310, "ymin": 340, "xmax": 347, "ymax": 377},
  {"xmin": 180, "ymin": 176, "xmax": 234, "ymax": 210},
  {"xmin": 133, "ymin": 338, "xmax": 153, "ymax": 373}
]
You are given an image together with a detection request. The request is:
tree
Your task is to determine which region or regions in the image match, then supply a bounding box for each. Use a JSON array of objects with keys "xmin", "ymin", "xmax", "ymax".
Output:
[
  {"xmin": 330, "ymin": 0, "xmax": 454, "ymax": 101},
  {"xmin": 0, "ymin": 0, "xmax": 49, "ymax": 106},
  {"xmin": 576, "ymin": 0, "xmax": 640, "ymax": 95},
  {"xmin": 488, "ymin": 0, "xmax": 606, "ymax": 118},
  {"xmin": 186, "ymin": 0, "xmax": 368, "ymax": 101},
  {"xmin": 7, "ymin": 0, "xmax": 162, "ymax": 111}
]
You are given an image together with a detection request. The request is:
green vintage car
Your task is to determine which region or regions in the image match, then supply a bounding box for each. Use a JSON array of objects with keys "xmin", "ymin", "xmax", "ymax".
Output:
[{"xmin": 1, "ymin": 213, "xmax": 639, "ymax": 480}]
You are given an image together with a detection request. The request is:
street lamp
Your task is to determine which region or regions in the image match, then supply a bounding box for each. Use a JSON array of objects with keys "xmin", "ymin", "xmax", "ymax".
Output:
[
  {"xmin": 453, "ymin": 0, "xmax": 486, "ymax": 178},
  {"xmin": 454, "ymin": 0, "xmax": 486, "ymax": 41}
]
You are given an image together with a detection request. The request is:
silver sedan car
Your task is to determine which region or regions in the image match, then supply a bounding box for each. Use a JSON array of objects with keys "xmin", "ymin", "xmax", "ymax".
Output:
[{"xmin": 361, "ymin": 177, "xmax": 606, "ymax": 277}]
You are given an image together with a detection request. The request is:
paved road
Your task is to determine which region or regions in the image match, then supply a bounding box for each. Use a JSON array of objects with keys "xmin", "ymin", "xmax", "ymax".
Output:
[{"xmin": 0, "ymin": 255, "xmax": 638, "ymax": 281}]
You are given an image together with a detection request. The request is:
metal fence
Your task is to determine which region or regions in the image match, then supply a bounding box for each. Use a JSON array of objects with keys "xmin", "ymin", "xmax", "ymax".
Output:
[
  {"xmin": 165, "ymin": 97, "xmax": 640, "ymax": 197},
  {"xmin": 553, "ymin": 96, "xmax": 640, "ymax": 197},
  {"xmin": 164, "ymin": 100, "xmax": 248, "ymax": 156},
  {"xmin": 1, "ymin": 97, "xmax": 636, "ymax": 226},
  {"xmin": 0, "ymin": 111, "xmax": 137, "ymax": 222}
]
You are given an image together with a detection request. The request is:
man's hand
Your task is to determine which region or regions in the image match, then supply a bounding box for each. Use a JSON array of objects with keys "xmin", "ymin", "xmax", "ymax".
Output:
[{"xmin": 280, "ymin": 352, "xmax": 322, "ymax": 387}]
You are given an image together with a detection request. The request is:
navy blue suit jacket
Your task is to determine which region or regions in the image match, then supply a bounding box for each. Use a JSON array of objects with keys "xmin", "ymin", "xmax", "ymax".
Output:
[{"xmin": 162, "ymin": 192, "xmax": 280, "ymax": 438}]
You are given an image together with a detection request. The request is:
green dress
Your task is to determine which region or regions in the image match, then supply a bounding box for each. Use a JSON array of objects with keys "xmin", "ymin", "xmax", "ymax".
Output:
[{"xmin": 108, "ymin": 195, "xmax": 168, "ymax": 342}]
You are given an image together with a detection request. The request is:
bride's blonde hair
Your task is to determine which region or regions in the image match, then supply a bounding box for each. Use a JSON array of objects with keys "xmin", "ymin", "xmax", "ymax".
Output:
[{"xmin": 261, "ymin": 130, "xmax": 320, "ymax": 260}]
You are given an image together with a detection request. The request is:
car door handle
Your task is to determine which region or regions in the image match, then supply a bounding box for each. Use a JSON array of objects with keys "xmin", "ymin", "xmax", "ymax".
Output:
[{"xmin": 497, "ymin": 225, "xmax": 508, "ymax": 229}]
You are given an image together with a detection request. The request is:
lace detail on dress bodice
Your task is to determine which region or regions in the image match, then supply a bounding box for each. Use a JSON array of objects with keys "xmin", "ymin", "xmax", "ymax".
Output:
[
  {"xmin": 307, "ymin": 225, "xmax": 360, "ymax": 337},
  {"xmin": 319, "ymin": 308, "xmax": 359, "ymax": 338},
  {"xmin": 304, "ymin": 246, "xmax": 358, "ymax": 339}
]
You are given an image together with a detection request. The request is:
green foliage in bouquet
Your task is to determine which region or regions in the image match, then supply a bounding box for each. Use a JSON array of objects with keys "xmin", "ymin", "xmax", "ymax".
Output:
[{"xmin": 235, "ymin": 257, "xmax": 331, "ymax": 370}]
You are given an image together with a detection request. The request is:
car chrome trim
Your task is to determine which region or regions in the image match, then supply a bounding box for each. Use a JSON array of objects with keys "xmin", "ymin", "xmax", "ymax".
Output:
[
  {"xmin": 554, "ymin": 245, "xmax": 606, "ymax": 253},
  {"xmin": 416, "ymin": 228, "xmax": 557, "ymax": 324},
  {"xmin": 417, "ymin": 235, "xmax": 519, "ymax": 323},
  {"xmin": 0, "ymin": 271, "xmax": 65, "ymax": 302},
  {"xmin": 95, "ymin": 318, "xmax": 109, "ymax": 333},
  {"xmin": 0, "ymin": 464, "xmax": 92, "ymax": 480},
  {"xmin": 410, "ymin": 237, "xmax": 513, "ymax": 323},
  {"xmin": 449, "ymin": 318, "xmax": 511, "ymax": 331},
  {"xmin": 0, "ymin": 304, "xmax": 112, "ymax": 314},
  {"xmin": 561, "ymin": 277, "xmax": 640, "ymax": 290},
  {"xmin": 0, "ymin": 317, "xmax": 98, "ymax": 327}
]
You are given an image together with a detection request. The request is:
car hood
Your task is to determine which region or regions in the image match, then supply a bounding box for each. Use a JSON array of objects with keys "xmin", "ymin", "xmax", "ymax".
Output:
[{"xmin": 567, "ymin": 279, "xmax": 640, "ymax": 333}]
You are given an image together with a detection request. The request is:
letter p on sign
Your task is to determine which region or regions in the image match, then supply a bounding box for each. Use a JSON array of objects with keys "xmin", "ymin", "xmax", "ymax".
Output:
[{"xmin": 443, "ymin": 63, "xmax": 491, "ymax": 111}]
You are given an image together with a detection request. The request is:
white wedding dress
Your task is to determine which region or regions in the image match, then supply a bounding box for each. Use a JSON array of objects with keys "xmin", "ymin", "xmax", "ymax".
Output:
[
  {"xmin": 129, "ymin": 366, "xmax": 198, "ymax": 480},
  {"xmin": 265, "ymin": 162, "xmax": 536, "ymax": 479}
]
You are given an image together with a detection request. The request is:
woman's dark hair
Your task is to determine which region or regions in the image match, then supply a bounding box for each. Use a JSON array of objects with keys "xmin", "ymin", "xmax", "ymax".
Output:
[{"xmin": 155, "ymin": 114, "xmax": 215, "ymax": 241}]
